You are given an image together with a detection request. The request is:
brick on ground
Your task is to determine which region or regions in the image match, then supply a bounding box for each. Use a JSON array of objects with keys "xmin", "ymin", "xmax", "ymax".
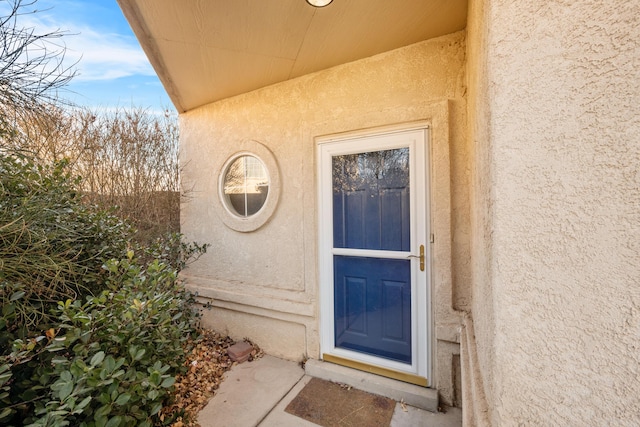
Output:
[{"xmin": 227, "ymin": 341, "xmax": 253, "ymax": 363}]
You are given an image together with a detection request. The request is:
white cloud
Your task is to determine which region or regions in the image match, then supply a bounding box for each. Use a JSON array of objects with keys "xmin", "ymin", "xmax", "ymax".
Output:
[
  {"xmin": 12, "ymin": 3, "xmax": 154, "ymax": 82},
  {"xmin": 64, "ymin": 28, "xmax": 154, "ymax": 82},
  {"xmin": 0, "ymin": 0, "xmax": 171, "ymax": 109}
]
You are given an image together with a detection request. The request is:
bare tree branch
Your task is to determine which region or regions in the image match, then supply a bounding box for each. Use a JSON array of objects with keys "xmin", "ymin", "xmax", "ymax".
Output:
[{"xmin": 0, "ymin": 0, "xmax": 77, "ymax": 136}]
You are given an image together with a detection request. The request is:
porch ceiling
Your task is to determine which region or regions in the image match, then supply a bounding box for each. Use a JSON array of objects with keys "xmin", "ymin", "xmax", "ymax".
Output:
[{"xmin": 118, "ymin": 0, "xmax": 468, "ymax": 112}]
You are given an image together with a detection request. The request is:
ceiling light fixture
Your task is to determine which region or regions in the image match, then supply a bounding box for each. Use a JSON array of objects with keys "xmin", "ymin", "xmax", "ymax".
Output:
[{"xmin": 306, "ymin": 0, "xmax": 333, "ymax": 7}]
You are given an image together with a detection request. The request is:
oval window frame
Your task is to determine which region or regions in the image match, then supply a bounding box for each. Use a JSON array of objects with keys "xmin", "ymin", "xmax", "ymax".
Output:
[{"xmin": 216, "ymin": 141, "xmax": 280, "ymax": 232}]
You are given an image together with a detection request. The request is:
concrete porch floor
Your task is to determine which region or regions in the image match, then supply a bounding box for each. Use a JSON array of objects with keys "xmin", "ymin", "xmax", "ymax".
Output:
[{"xmin": 198, "ymin": 355, "xmax": 462, "ymax": 427}]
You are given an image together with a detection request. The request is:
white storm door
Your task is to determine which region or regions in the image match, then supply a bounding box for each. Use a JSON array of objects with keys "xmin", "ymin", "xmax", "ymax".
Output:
[{"xmin": 318, "ymin": 127, "xmax": 431, "ymax": 383}]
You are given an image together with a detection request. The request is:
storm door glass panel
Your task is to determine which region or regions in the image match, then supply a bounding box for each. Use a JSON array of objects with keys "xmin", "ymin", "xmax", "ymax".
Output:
[
  {"xmin": 331, "ymin": 147, "xmax": 412, "ymax": 364},
  {"xmin": 332, "ymin": 149, "xmax": 410, "ymax": 251}
]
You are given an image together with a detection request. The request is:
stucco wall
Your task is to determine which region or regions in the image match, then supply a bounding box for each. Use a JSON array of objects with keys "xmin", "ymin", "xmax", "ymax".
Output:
[
  {"xmin": 464, "ymin": 0, "xmax": 493, "ymax": 423},
  {"xmin": 179, "ymin": 31, "xmax": 469, "ymax": 406},
  {"xmin": 470, "ymin": 0, "xmax": 640, "ymax": 424}
]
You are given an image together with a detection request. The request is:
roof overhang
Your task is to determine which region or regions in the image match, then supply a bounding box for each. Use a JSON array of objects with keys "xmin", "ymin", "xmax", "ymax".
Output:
[{"xmin": 118, "ymin": 0, "xmax": 468, "ymax": 112}]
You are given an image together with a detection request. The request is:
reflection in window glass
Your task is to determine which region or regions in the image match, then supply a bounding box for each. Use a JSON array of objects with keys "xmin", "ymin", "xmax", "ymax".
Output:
[
  {"xmin": 332, "ymin": 148, "xmax": 410, "ymax": 251},
  {"xmin": 223, "ymin": 155, "xmax": 269, "ymax": 217}
]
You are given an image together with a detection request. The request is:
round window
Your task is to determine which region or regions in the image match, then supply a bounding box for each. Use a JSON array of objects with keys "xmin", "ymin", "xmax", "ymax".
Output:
[
  {"xmin": 216, "ymin": 142, "xmax": 280, "ymax": 233},
  {"xmin": 222, "ymin": 155, "xmax": 270, "ymax": 217}
]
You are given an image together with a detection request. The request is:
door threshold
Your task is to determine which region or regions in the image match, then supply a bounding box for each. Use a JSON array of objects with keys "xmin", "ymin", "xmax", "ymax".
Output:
[
  {"xmin": 306, "ymin": 357, "xmax": 438, "ymax": 412},
  {"xmin": 322, "ymin": 354, "xmax": 427, "ymax": 386}
]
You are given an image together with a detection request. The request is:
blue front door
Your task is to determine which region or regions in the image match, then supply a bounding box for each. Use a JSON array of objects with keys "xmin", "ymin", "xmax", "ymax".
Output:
[
  {"xmin": 331, "ymin": 148, "xmax": 413, "ymax": 364},
  {"xmin": 319, "ymin": 128, "xmax": 429, "ymax": 380}
]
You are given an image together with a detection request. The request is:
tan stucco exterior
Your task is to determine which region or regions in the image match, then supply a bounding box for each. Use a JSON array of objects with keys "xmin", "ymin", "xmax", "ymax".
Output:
[
  {"xmin": 179, "ymin": 31, "xmax": 469, "ymax": 406},
  {"xmin": 464, "ymin": 0, "xmax": 640, "ymax": 425}
]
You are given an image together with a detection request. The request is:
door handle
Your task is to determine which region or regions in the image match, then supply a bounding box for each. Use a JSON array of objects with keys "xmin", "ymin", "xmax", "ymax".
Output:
[{"xmin": 407, "ymin": 245, "xmax": 425, "ymax": 271}]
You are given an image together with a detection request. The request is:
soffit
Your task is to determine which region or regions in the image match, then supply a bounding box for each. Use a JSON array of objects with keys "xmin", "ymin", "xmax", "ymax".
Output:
[{"xmin": 118, "ymin": 0, "xmax": 468, "ymax": 112}]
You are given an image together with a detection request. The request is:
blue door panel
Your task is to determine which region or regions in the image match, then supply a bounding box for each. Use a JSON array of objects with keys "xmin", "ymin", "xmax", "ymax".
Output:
[
  {"xmin": 345, "ymin": 276, "xmax": 366, "ymax": 334},
  {"xmin": 382, "ymin": 280, "xmax": 406, "ymax": 340},
  {"xmin": 380, "ymin": 188, "xmax": 410, "ymax": 250},
  {"xmin": 345, "ymin": 190, "xmax": 366, "ymax": 248},
  {"xmin": 333, "ymin": 188, "xmax": 410, "ymax": 251},
  {"xmin": 334, "ymin": 256, "xmax": 411, "ymax": 363}
]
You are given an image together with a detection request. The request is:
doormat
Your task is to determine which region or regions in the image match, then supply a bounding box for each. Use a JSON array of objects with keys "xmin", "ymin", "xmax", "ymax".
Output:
[{"xmin": 285, "ymin": 377, "xmax": 396, "ymax": 427}]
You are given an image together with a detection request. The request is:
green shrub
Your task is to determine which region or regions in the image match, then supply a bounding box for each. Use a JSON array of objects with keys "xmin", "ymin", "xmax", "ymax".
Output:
[
  {"xmin": 0, "ymin": 151, "xmax": 208, "ymax": 425},
  {"xmin": 138, "ymin": 232, "xmax": 209, "ymax": 273},
  {"xmin": 0, "ymin": 150, "xmax": 131, "ymax": 333},
  {"xmin": 1, "ymin": 254, "xmax": 201, "ymax": 426}
]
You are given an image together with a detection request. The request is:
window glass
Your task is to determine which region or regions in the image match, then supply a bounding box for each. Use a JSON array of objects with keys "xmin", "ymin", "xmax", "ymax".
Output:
[
  {"xmin": 332, "ymin": 148, "xmax": 410, "ymax": 250},
  {"xmin": 223, "ymin": 155, "xmax": 269, "ymax": 217}
]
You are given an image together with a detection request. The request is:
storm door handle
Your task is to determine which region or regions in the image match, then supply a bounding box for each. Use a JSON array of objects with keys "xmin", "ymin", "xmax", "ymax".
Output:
[{"xmin": 407, "ymin": 245, "xmax": 425, "ymax": 271}]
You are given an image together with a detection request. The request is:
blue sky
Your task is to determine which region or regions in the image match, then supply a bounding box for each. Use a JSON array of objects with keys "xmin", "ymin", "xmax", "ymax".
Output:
[{"xmin": 3, "ymin": 0, "xmax": 172, "ymax": 112}]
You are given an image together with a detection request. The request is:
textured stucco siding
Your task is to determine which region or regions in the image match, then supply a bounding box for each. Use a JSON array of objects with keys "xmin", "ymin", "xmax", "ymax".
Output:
[
  {"xmin": 179, "ymin": 31, "xmax": 470, "ymax": 405},
  {"xmin": 465, "ymin": 0, "xmax": 493, "ymax": 423},
  {"xmin": 472, "ymin": 0, "xmax": 640, "ymax": 424}
]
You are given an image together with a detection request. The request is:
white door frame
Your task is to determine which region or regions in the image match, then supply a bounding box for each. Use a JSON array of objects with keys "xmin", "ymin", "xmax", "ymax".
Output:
[{"xmin": 317, "ymin": 123, "xmax": 432, "ymax": 384}]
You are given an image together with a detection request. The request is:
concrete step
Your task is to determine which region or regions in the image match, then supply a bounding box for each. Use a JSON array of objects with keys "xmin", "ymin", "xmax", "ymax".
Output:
[{"xmin": 305, "ymin": 359, "xmax": 439, "ymax": 413}]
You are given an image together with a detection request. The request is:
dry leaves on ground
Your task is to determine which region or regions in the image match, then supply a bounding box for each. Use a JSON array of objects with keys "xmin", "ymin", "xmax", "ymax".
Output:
[{"xmin": 159, "ymin": 329, "xmax": 264, "ymax": 426}]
